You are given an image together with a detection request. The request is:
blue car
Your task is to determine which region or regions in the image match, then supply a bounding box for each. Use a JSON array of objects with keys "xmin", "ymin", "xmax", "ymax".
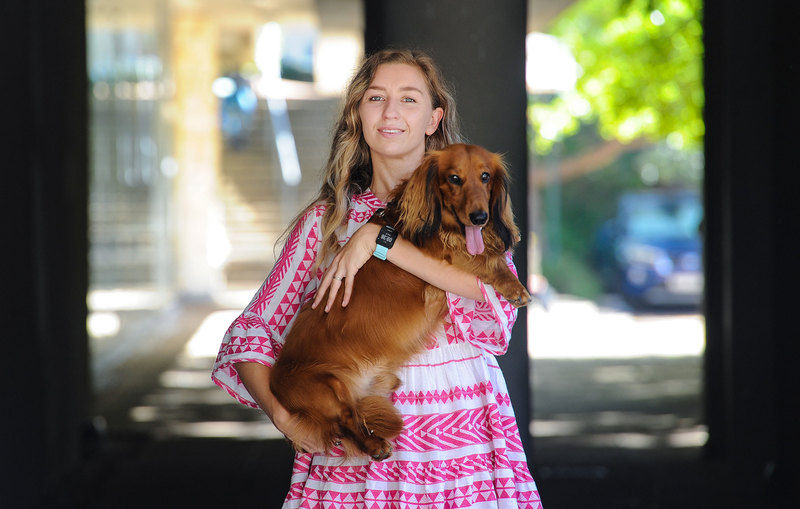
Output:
[{"xmin": 594, "ymin": 189, "xmax": 704, "ymax": 309}]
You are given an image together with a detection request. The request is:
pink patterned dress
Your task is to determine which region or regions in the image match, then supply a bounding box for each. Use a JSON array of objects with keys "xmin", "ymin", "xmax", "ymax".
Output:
[{"xmin": 212, "ymin": 191, "xmax": 542, "ymax": 508}]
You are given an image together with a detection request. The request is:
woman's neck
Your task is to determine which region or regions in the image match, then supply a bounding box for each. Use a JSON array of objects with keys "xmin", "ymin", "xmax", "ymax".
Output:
[{"xmin": 369, "ymin": 154, "xmax": 423, "ymax": 200}]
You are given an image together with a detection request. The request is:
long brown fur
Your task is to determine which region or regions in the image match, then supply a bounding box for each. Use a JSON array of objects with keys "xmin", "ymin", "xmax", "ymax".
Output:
[{"xmin": 269, "ymin": 144, "xmax": 531, "ymax": 461}]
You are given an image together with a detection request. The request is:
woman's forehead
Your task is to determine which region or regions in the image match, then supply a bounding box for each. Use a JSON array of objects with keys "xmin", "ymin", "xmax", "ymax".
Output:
[{"xmin": 369, "ymin": 63, "xmax": 429, "ymax": 92}]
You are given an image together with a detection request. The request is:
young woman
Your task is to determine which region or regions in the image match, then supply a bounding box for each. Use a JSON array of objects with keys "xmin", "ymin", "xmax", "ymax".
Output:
[{"xmin": 212, "ymin": 49, "xmax": 543, "ymax": 508}]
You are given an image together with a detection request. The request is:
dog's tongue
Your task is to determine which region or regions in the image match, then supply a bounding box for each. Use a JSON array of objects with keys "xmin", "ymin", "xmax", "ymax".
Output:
[{"xmin": 466, "ymin": 226, "xmax": 485, "ymax": 255}]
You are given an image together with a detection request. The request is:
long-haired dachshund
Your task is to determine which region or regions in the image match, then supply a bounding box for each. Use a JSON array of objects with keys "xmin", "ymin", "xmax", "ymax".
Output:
[{"xmin": 269, "ymin": 144, "xmax": 531, "ymax": 460}]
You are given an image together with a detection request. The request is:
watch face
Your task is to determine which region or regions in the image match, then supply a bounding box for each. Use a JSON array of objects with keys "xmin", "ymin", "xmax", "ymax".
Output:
[{"xmin": 377, "ymin": 225, "xmax": 397, "ymax": 247}]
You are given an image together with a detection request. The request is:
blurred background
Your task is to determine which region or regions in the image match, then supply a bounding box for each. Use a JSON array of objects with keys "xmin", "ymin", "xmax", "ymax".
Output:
[
  {"xmin": 5, "ymin": 0, "xmax": 798, "ymax": 507},
  {"xmin": 85, "ymin": 0, "xmax": 364, "ymax": 441},
  {"xmin": 84, "ymin": 0, "xmax": 706, "ymax": 463}
]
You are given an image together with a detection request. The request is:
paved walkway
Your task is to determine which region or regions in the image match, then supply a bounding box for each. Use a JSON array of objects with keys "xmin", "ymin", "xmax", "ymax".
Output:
[{"xmin": 74, "ymin": 293, "xmax": 707, "ymax": 508}]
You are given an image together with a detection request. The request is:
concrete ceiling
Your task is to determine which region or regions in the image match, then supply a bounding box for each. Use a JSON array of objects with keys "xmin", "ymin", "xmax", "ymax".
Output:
[{"xmin": 90, "ymin": 0, "xmax": 578, "ymax": 33}]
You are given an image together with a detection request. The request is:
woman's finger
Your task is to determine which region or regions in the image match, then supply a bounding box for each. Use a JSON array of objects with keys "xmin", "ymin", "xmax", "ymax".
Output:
[
  {"xmin": 312, "ymin": 260, "xmax": 338, "ymax": 309},
  {"xmin": 315, "ymin": 224, "xmax": 377, "ymax": 311},
  {"xmin": 324, "ymin": 274, "xmax": 345, "ymax": 312},
  {"xmin": 341, "ymin": 274, "xmax": 355, "ymax": 307},
  {"xmin": 311, "ymin": 283, "xmax": 326, "ymax": 309}
]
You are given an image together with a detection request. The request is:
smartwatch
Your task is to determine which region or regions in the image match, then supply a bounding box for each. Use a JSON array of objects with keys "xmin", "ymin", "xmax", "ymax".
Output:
[{"xmin": 373, "ymin": 225, "xmax": 398, "ymax": 260}]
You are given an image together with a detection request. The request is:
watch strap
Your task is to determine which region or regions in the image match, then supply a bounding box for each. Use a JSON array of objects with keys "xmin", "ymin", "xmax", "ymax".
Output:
[
  {"xmin": 373, "ymin": 244, "xmax": 390, "ymax": 260},
  {"xmin": 373, "ymin": 224, "xmax": 398, "ymax": 260}
]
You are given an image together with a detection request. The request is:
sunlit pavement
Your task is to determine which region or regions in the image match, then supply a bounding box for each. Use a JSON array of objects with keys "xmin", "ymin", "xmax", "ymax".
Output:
[
  {"xmin": 527, "ymin": 293, "xmax": 707, "ymax": 462},
  {"xmin": 528, "ymin": 293, "xmax": 705, "ymax": 359},
  {"xmin": 109, "ymin": 308, "xmax": 285, "ymax": 440},
  {"xmin": 98, "ymin": 291, "xmax": 707, "ymax": 466}
]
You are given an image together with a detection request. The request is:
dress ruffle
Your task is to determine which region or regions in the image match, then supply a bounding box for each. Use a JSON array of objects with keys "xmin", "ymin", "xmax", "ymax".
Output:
[{"xmin": 282, "ymin": 342, "xmax": 542, "ymax": 508}]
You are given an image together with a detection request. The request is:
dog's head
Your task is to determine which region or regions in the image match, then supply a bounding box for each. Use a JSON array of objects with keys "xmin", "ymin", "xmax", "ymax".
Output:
[{"xmin": 396, "ymin": 143, "xmax": 519, "ymax": 254}]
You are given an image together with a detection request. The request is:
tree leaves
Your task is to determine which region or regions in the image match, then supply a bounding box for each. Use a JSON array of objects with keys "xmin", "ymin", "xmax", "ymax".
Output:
[{"xmin": 530, "ymin": 0, "xmax": 703, "ymax": 155}]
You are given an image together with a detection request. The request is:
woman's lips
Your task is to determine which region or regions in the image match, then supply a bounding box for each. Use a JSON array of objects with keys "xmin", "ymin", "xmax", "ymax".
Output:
[{"xmin": 378, "ymin": 128, "xmax": 404, "ymax": 135}]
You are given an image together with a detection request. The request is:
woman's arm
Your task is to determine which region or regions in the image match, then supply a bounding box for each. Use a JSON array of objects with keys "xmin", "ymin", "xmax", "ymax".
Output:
[
  {"xmin": 212, "ymin": 205, "xmax": 324, "ymax": 408},
  {"xmin": 234, "ymin": 362, "xmax": 324, "ymax": 453},
  {"xmin": 445, "ymin": 252, "xmax": 521, "ymax": 355},
  {"xmin": 313, "ymin": 222, "xmax": 483, "ymax": 312},
  {"xmin": 388, "ymin": 234, "xmax": 483, "ymax": 299}
]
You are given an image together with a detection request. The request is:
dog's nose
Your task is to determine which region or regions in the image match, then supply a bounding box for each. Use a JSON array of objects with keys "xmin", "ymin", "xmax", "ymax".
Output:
[{"xmin": 469, "ymin": 211, "xmax": 488, "ymax": 225}]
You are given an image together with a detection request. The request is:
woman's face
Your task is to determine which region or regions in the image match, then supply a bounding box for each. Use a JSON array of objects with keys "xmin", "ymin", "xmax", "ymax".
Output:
[{"xmin": 359, "ymin": 63, "xmax": 444, "ymax": 167}]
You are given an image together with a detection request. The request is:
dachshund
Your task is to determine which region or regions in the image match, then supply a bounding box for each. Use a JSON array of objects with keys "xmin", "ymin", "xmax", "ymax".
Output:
[{"xmin": 268, "ymin": 143, "xmax": 531, "ymax": 461}]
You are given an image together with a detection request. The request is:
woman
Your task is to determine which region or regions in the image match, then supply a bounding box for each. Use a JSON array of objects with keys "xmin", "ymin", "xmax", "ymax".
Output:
[{"xmin": 212, "ymin": 49, "xmax": 543, "ymax": 508}]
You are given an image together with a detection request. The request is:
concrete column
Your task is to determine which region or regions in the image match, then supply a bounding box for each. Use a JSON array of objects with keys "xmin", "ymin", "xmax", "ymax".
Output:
[
  {"xmin": 2, "ymin": 1, "xmax": 89, "ymax": 505},
  {"xmin": 364, "ymin": 0, "xmax": 531, "ymax": 456},
  {"xmin": 171, "ymin": 9, "xmax": 225, "ymax": 297}
]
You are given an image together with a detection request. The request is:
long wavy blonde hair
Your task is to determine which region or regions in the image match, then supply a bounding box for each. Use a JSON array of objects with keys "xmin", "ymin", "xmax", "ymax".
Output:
[{"xmin": 284, "ymin": 49, "xmax": 464, "ymax": 267}]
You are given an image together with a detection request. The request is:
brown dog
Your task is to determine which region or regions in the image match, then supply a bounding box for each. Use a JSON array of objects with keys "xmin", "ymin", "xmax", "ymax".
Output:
[{"xmin": 269, "ymin": 144, "xmax": 531, "ymax": 460}]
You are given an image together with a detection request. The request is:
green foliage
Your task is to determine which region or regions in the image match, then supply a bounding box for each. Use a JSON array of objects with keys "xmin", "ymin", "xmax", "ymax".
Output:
[
  {"xmin": 542, "ymin": 251, "xmax": 604, "ymax": 300},
  {"xmin": 634, "ymin": 143, "xmax": 704, "ymax": 186},
  {"xmin": 530, "ymin": 0, "xmax": 704, "ymax": 155}
]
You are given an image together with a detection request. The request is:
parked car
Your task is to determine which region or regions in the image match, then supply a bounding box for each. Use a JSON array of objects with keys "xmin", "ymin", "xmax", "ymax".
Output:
[{"xmin": 593, "ymin": 189, "xmax": 703, "ymax": 309}]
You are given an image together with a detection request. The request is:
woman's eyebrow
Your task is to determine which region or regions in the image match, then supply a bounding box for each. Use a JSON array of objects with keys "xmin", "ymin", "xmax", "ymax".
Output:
[{"xmin": 366, "ymin": 85, "xmax": 424, "ymax": 94}]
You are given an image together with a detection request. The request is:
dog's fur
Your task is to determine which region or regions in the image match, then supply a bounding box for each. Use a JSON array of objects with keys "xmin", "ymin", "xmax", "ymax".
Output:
[{"xmin": 269, "ymin": 144, "xmax": 531, "ymax": 460}]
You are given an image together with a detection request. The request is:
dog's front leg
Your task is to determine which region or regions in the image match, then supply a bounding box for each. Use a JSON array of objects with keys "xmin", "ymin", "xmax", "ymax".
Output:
[{"xmin": 480, "ymin": 264, "xmax": 532, "ymax": 308}]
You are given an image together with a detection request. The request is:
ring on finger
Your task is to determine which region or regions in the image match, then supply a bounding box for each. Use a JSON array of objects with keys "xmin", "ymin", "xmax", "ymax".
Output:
[{"xmin": 333, "ymin": 275, "xmax": 345, "ymax": 281}]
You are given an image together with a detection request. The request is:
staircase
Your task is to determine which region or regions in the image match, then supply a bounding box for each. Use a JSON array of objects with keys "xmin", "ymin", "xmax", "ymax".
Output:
[{"xmin": 217, "ymin": 97, "xmax": 339, "ymax": 287}]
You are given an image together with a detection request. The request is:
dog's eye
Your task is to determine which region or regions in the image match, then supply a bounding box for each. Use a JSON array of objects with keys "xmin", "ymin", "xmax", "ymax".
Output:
[
  {"xmin": 448, "ymin": 175, "xmax": 462, "ymax": 185},
  {"xmin": 481, "ymin": 172, "xmax": 491, "ymax": 183}
]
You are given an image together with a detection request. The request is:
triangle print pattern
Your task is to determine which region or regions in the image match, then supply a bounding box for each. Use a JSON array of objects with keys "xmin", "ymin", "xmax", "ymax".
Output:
[{"xmin": 212, "ymin": 193, "xmax": 542, "ymax": 508}]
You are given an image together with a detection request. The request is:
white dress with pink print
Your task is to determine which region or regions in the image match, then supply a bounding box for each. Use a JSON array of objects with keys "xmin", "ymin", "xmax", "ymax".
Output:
[{"xmin": 211, "ymin": 191, "xmax": 542, "ymax": 508}]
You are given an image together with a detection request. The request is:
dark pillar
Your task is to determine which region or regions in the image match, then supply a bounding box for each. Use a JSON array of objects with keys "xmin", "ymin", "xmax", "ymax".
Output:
[
  {"xmin": 704, "ymin": 1, "xmax": 800, "ymax": 506},
  {"xmin": 365, "ymin": 0, "xmax": 531, "ymax": 457},
  {"xmin": 1, "ymin": 1, "xmax": 90, "ymax": 506}
]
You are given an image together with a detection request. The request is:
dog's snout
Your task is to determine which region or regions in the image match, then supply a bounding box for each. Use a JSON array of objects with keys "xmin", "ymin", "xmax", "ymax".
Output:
[{"xmin": 469, "ymin": 211, "xmax": 488, "ymax": 225}]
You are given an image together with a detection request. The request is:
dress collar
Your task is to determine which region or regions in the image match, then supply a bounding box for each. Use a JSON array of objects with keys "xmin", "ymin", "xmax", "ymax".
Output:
[{"xmin": 358, "ymin": 189, "xmax": 387, "ymax": 210}]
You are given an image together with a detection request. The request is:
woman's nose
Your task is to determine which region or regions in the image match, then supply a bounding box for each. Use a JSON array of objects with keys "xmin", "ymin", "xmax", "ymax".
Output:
[{"xmin": 382, "ymin": 100, "xmax": 400, "ymax": 119}]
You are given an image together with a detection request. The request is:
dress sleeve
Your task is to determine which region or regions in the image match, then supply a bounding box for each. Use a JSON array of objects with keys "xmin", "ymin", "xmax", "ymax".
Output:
[
  {"xmin": 445, "ymin": 251, "xmax": 521, "ymax": 356},
  {"xmin": 211, "ymin": 205, "xmax": 325, "ymax": 407}
]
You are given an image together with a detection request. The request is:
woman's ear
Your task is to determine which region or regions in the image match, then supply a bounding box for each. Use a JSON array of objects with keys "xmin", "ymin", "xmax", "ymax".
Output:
[{"xmin": 426, "ymin": 107, "xmax": 444, "ymax": 136}]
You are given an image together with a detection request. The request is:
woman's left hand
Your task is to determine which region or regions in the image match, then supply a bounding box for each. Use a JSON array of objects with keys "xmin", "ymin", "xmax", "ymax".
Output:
[{"xmin": 312, "ymin": 223, "xmax": 380, "ymax": 312}]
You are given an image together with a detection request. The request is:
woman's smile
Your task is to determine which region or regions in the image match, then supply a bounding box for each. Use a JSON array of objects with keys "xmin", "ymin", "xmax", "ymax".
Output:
[{"xmin": 359, "ymin": 63, "xmax": 443, "ymax": 168}]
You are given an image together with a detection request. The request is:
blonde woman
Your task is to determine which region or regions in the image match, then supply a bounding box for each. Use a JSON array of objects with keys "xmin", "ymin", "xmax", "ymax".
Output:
[{"xmin": 212, "ymin": 49, "xmax": 543, "ymax": 508}]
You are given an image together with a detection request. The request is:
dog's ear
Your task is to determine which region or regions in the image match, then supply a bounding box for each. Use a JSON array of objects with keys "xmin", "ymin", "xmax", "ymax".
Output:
[
  {"xmin": 397, "ymin": 152, "xmax": 442, "ymax": 245},
  {"xmin": 489, "ymin": 154, "xmax": 519, "ymax": 251}
]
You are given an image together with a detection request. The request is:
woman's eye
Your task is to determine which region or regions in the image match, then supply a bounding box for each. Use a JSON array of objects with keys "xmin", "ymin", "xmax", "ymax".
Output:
[
  {"xmin": 481, "ymin": 172, "xmax": 490, "ymax": 183},
  {"xmin": 448, "ymin": 175, "xmax": 462, "ymax": 185},
  {"xmin": 368, "ymin": 96, "xmax": 384, "ymax": 102},
  {"xmin": 401, "ymin": 97, "xmax": 416, "ymax": 103}
]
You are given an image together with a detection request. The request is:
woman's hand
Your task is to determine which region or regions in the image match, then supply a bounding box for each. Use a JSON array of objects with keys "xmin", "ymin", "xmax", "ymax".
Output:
[
  {"xmin": 234, "ymin": 361, "xmax": 326, "ymax": 453},
  {"xmin": 270, "ymin": 400, "xmax": 326, "ymax": 453},
  {"xmin": 312, "ymin": 223, "xmax": 379, "ymax": 312}
]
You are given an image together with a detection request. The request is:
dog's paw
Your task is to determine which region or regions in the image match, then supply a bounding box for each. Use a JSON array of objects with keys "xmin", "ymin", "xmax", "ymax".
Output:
[
  {"xmin": 363, "ymin": 436, "xmax": 393, "ymax": 461},
  {"xmin": 500, "ymin": 282, "xmax": 532, "ymax": 308},
  {"xmin": 509, "ymin": 291, "xmax": 532, "ymax": 308}
]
